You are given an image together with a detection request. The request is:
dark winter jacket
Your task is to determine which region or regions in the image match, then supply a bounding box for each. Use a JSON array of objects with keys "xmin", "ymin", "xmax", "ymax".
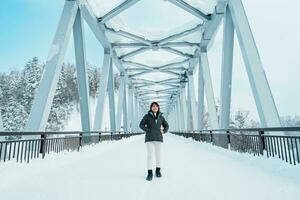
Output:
[{"xmin": 139, "ymin": 110, "xmax": 169, "ymax": 143}]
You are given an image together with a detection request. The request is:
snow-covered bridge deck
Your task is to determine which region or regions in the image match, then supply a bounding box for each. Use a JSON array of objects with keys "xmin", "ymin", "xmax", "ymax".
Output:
[{"xmin": 0, "ymin": 134, "xmax": 299, "ymax": 200}]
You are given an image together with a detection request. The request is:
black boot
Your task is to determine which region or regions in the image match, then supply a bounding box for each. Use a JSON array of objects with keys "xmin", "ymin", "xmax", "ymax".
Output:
[
  {"xmin": 146, "ymin": 170, "xmax": 153, "ymax": 181},
  {"xmin": 155, "ymin": 167, "xmax": 162, "ymax": 178}
]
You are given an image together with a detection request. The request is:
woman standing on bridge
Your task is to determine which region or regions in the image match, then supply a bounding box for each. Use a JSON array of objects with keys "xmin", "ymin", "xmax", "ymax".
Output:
[{"xmin": 139, "ymin": 102, "xmax": 169, "ymax": 181}]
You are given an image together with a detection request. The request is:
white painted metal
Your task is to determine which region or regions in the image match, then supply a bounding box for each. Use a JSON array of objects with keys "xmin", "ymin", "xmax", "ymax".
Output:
[
  {"xmin": 123, "ymin": 82, "xmax": 128, "ymax": 131},
  {"xmin": 179, "ymin": 85, "xmax": 187, "ymax": 130},
  {"xmin": 25, "ymin": 1, "xmax": 78, "ymax": 131},
  {"xmin": 188, "ymin": 72, "xmax": 197, "ymax": 130},
  {"xmin": 24, "ymin": 0, "xmax": 282, "ymax": 134},
  {"xmin": 228, "ymin": 0, "xmax": 281, "ymax": 127},
  {"xmin": 197, "ymin": 57, "xmax": 205, "ymax": 130},
  {"xmin": 219, "ymin": 6, "xmax": 234, "ymax": 129},
  {"xmin": 167, "ymin": 0, "xmax": 210, "ymax": 21},
  {"xmin": 128, "ymin": 85, "xmax": 134, "ymax": 131},
  {"xmin": 73, "ymin": 9, "xmax": 91, "ymax": 132},
  {"xmin": 99, "ymin": 0, "xmax": 141, "ymax": 23},
  {"xmin": 116, "ymin": 74, "xmax": 125, "ymax": 131},
  {"xmin": 200, "ymin": 52, "xmax": 219, "ymax": 129},
  {"xmin": 93, "ymin": 52, "xmax": 111, "ymax": 131},
  {"xmin": 186, "ymin": 85, "xmax": 193, "ymax": 130},
  {"xmin": 108, "ymin": 58, "xmax": 117, "ymax": 132},
  {"xmin": 176, "ymin": 99, "xmax": 182, "ymax": 131}
]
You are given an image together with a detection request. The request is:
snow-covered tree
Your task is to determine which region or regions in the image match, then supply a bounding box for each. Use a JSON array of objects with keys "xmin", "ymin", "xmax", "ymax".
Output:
[
  {"xmin": 0, "ymin": 57, "xmax": 122, "ymax": 135},
  {"xmin": 18, "ymin": 57, "xmax": 43, "ymax": 114}
]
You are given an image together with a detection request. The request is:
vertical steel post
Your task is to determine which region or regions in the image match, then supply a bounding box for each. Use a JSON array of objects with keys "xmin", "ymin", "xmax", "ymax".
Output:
[
  {"xmin": 188, "ymin": 72, "xmax": 197, "ymax": 130},
  {"xmin": 186, "ymin": 84, "xmax": 193, "ymax": 131},
  {"xmin": 116, "ymin": 73, "xmax": 125, "ymax": 131},
  {"xmin": 176, "ymin": 100, "xmax": 182, "ymax": 131},
  {"xmin": 93, "ymin": 51, "xmax": 111, "ymax": 131},
  {"xmin": 218, "ymin": 5, "xmax": 234, "ymax": 148},
  {"xmin": 198, "ymin": 57, "xmax": 205, "ymax": 130},
  {"xmin": 128, "ymin": 85, "xmax": 134, "ymax": 131},
  {"xmin": 200, "ymin": 52, "xmax": 219, "ymax": 129},
  {"xmin": 123, "ymin": 80, "xmax": 128, "ymax": 132},
  {"xmin": 73, "ymin": 9, "xmax": 91, "ymax": 135},
  {"xmin": 108, "ymin": 58, "xmax": 116, "ymax": 133},
  {"xmin": 220, "ymin": 5, "xmax": 234, "ymax": 129},
  {"xmin": 180, "ymin": 85, "xmax": 187, "ymax": 130}
]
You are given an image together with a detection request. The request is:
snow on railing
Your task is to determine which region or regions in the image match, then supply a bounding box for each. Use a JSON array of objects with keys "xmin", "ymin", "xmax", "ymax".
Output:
[
  {"xmin": 0, "ymin": 131, "xmax": 143, "ymax": 164},
  {"xmin": 172, "ymin": 127, "xmax": 300, "ymax": 166}
]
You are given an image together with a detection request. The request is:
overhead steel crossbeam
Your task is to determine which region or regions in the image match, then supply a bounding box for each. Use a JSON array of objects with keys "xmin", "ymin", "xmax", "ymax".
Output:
[
  {"xmin": 119, "ymin": 47, "xmax": 149, "ymax": 60},
  {"xmin": 97, "ymin": 0, "xmax": 142, "ymax": 23},
  {"xmin": 105, "ymin": 26, "xmax": 152, "ymax": 45},
  {"xmin": 139, "ymin": 94, "xmax": 177, "ymax": 100},
  {"xmin": 124, "ymin": 59, "xmax": 189, "ymax": 70},
  {"xmin": 112, "ymin": 42, "xmax": 199, "ymax": 49},
  {"xmin": 158, "ymin": 23, "xmax": 204, "ymax": 45},
  {"xmin": 129, "ymin": 68, "xmax": 181, "ymax": 78},
  {"xmin": 137, "ymin": 89, "xmax": 179, "ymax": 96},
  {"xmin": 135, "ymin": 82, "xmax": 180, "ymax": 89},
  {"xmin": 166, "ymin": 0, "xmax": 211, "ymax": 21},
  {"xmin": 117, "ymin": 45, "xmax": 194, "ymax": 61}
]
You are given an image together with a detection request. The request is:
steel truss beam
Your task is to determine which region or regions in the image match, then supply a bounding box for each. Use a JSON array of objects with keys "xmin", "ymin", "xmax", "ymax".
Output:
[
  {"xmin": 124, "ymin": 59, "xmax": 188, "ymax": 70},
  {"xmin": 200, "ymin": 1, "xmax": 226, "ymax": 51},
  {"xmin": 228, "ymin": 0, "xmax": 281, "ymax": 127},
  {"xmin": 116, "ymin": 74, "xmax": 126, "ymax": 130},
  {"xmin": 129, "ymin": 68, "xmax": 181, "ymax": 78},
  {"xmin": 93, "ymin": 52, "xmax": 111, "ymax": 131},
  {"xmin": 112, "ymin": 42, "xmax": 199, "ymax": 48},
  {"xmin": 128, "ymin": 85, "xmax": 134, "ymax": 130},
  {"xmin": 179, "ymin": 84, "xmax": 187, "ymax": 130},
  {"xmin": 167, "ymin": 0, "xmax": 211, "ymax": 21},
  {"xmin": 198, "ymin": 56, "xmax": 204, "ymax": 130},
  {"xmin": 187, "ymin": 72, "xmax": 197, "ymax": 130},
  {"xmin": 200, "ymin": 52, "xmax": 219, "ymax": 129},
  {"xmin": 25, "ymin": 1, "xmax": 78, "ymax": 131},
  {"xmin": 108, "ymin": 57, "xmax": 117, "ymax": 132},
  {"xmin": 119, "ymin": 47, "xmax": 149, "ymax": 60},
  {"xmin": 73, "ymin": 9, "xmax": 91, "ymax": 134},
  {"xmin": 159, "ymin": 23, "xmax": 204, "ymax": 45},
  {"xmin": 27, "ymin": 0, "xmax": 280, "ymax": 133},
  {"xmin": 161, "ymin": 47, "xmax": 193, "ymax": 58},
  {"xmin": 105, "ymin": 26, "xmax": 152, "ymax": 45},
  {"xmin": 98, "ymin": 0, "xmax": 141, "ymax": 23},
  {"xmin": 220, "ymin": 5, "xmax": 234, "ymax": 129}
]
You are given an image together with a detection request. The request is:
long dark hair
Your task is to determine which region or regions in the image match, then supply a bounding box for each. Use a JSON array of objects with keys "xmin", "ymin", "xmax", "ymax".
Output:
[{"xmin": 150, "ymin": 102, "xmax": 160, "ymax": 114}]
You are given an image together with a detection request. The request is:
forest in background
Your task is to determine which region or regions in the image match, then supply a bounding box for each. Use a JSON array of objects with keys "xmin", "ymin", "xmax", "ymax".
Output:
[{"xmin": 0, "ymin": 57, "xmax": 299, "ymax": 139}]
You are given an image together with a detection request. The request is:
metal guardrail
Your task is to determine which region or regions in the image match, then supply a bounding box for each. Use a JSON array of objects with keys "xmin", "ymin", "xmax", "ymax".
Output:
[
  {"xmin": 172, "ymin": 127, "xmax": 300, "ymax": 166},
  {"xmin": 0, "ymin": 131, "xmax": 143, "ymax": 164}
]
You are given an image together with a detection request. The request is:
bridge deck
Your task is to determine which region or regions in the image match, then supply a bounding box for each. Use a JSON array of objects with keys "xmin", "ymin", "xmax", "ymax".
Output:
[{"xmin": 0, "ymin": 134, "xmax": 299, "ymax": 200}]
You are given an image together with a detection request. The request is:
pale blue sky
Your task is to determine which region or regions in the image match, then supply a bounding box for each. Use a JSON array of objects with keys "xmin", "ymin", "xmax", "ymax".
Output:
[{"xmin": 1, "ymin": 0, "xmax": 300, "ymax": 119}]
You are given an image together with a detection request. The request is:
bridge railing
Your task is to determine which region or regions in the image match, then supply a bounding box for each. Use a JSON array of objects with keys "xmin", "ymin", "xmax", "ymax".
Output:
[
  {"xmin": 172, "ymin": 127, "xmax": 300, "ymax": 166},
  {"xmin": 0, "ymin": 131, "xmax": 143, "ymax": 164}
]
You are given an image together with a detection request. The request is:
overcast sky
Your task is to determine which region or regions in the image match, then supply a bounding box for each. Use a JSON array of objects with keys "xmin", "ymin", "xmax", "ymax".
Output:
[{"xmin": 0, "ymin": 0, "xmax": 300, "ymax": 121}]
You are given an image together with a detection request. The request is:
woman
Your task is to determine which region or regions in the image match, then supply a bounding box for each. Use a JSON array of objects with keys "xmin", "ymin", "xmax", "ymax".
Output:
[{"xmin": 139, "ymin": 102, "xmax": 169, "ymax": 181}]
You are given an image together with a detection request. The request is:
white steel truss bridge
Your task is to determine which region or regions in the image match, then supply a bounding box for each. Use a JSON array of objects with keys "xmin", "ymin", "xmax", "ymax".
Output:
[{"xmin": 23, "ymin": 0, "xmax": 282, "ymax": 138}]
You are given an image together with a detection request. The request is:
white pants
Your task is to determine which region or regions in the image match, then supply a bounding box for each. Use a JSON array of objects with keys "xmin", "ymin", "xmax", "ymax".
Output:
[{"xmin": 146, "ymin": 141, "xmax": 162, "ymax": 170}]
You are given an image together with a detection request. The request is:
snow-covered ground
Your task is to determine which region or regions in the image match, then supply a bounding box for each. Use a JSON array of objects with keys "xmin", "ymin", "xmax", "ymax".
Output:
[
  {"xmin": 0, "ymin": 134, "xmax": 299, "ymax": 200},
  {"xmin": 64, "ymin": 97, "xmax": 112, "ymax": 131}
]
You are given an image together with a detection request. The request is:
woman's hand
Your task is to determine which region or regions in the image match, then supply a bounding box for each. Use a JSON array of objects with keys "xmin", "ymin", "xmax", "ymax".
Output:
[{"xmin": 160, "ymin": 125, "xmax": 164, "ymax": 134}]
